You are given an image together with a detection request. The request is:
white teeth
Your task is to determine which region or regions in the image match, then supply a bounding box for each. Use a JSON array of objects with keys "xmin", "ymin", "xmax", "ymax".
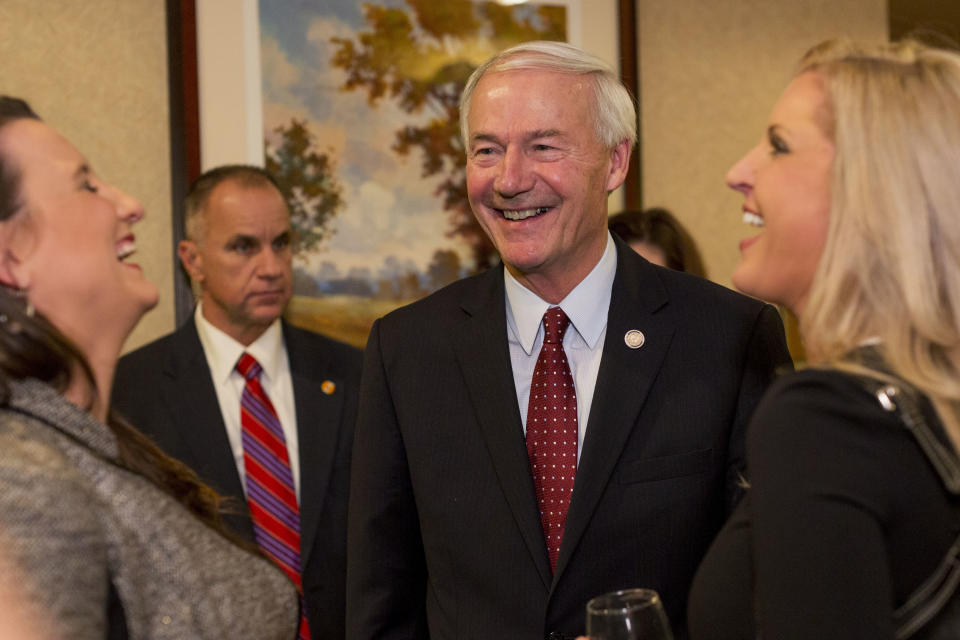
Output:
[
  {"xmin": 116, "ymin": 240, "xmax": 135, "ymax": 260},
  {"xmin": 503, "ymin": 207, "xmax": 549, "ymax": 221},
  {"xmin": 742, "ymin": 212, "xmax": 764, "ymax": 227}
]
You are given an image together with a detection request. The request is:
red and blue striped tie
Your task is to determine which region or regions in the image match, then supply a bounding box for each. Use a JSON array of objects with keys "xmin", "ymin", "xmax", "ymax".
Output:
[{"xmin": 237, "ymin": 353, "xmax": 310, "ymax": 639}]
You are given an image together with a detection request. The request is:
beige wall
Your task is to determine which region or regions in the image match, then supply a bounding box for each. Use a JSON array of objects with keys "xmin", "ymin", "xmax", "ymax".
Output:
[
  {"xmin": 0, "ymin": 0, "xmax": 175, "ymax": 352},
  {"xmin": 0, "ymin": 0, "xmax": 890, "ymax": 355},
  {"xmin": 638, "ymin": 0, "xmax": 887, "ymax": 286}
]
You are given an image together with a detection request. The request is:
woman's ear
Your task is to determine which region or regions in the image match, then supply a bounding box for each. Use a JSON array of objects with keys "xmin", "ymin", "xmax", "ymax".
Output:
[
  {"xmin": 0, "ymin": 248, "xmax": 26, "ymax": 291},
  {"xmin": 0, "ymin": 218, "xmax": 35, "ymax": 291}
]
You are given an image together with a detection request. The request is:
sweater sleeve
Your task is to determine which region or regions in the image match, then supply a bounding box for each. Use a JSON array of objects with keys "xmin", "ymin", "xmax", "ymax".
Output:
[{"xmin": 0, "ymin": 421, "xmax": 110, "ymax": 639}]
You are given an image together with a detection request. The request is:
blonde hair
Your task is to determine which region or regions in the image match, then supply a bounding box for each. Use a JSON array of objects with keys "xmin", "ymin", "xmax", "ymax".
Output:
[
  {"xmin": 797, "ymin": 39, "xmax": 960, "ymax": 444},
  {"xmin": 459, "ymin": 40, "xmax": 637, "ymax": 150}
]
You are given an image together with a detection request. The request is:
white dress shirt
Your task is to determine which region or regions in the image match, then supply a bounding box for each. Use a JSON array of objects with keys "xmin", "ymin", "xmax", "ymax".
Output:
[
  {"xmin": 194, "ymin": 304, "xmax": 302, "ymax": 500},
  {"xmin": 505, "ymin": 232, "xmax": 617, "ymax": 460}
]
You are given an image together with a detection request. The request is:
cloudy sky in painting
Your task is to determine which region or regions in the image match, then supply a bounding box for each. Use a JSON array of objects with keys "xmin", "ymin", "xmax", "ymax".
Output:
[{"xmin": 259, "ymin": 0, "xmax": 475, "ymax": 282}]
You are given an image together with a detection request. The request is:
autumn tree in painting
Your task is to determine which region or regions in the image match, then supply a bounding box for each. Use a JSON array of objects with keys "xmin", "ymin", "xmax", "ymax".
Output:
[
  {"xmin": 330, "ymin": 0, "xmax": 565, "ymax": 271},
  {"xmin": 427, "ymin": 248, "xmax": 463, "ymax": 290},
  {"xmin": 265, "ymin": 118, "xmax": 345, "ymax": 254}
]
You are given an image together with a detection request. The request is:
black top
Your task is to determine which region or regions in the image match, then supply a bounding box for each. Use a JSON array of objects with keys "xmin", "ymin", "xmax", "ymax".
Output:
[{"xmin": 687, "ymin": 368, "xmax": 960, "ymax": 639}]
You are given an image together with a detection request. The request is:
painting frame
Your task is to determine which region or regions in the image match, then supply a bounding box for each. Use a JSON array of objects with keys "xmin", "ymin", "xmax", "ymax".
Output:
[{"xmin": 166, "ymin": 0, "xmax": 639, "ymax": 327}]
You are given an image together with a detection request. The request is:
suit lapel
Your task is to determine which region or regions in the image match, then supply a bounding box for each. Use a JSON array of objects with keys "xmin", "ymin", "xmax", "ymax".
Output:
[
  {"xmin": 553, "ymin": 241, "xmax": 676, "ymax": 581},
  {"xmin": 164, "ymin": 323, "xmax": 254, "ymax": 539},
  {"xmin": 453, "ymin": 268, "xmax": 554, "ymax": 588},
  {"xmin": 285, "ymin": 323, "xmax": 344, "ymax": 571}
]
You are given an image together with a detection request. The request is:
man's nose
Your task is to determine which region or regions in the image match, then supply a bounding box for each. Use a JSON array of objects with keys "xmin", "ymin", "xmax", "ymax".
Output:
[
  {"xmin": 494, "ymin": 147, "xmax": 534, "ymax": 198},
  {"xmin": 257, "ymin": 248, "xmax": 288, "ymax": 277}
]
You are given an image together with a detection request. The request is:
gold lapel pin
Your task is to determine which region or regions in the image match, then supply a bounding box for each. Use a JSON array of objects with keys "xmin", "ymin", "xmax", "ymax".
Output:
[
  {"xmin": 624, "ymin": 329, "xmax": 645, "ymax": 349},
  {"xmin": 321, "ymin": 380, "xmax": 336, "ymax": 395}
]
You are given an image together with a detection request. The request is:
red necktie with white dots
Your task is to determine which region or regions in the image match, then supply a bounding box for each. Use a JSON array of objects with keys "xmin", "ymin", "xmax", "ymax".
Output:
[{"xmin": 525, "ymin": 306, "xmax": 578, "ymax": 572}]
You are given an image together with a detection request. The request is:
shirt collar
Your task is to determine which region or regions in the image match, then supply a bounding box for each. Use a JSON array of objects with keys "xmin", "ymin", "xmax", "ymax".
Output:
[
  {"xmin": 505, "ymin": 232, "xmax": 617, "ymax": 355},
  {"xmin": 194, "ymin": 302, "xmax": 286, "ymax": 384}
]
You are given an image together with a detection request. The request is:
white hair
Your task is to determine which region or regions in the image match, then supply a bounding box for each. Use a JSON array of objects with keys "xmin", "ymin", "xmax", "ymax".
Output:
[{"xmin": 459, "ymin": 40, "xmax": 637, "ymax": 150}]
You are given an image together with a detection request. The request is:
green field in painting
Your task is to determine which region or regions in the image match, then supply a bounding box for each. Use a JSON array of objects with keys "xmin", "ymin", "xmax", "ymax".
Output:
[{"xmin": 285, "ymin": 295, "xmax": 414, "ymax": 349}]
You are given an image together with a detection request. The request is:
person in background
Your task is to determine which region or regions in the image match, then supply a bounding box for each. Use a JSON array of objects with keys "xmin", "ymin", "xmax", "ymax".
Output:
[
  {"xmin": 688, "ymin": 39, "xmax": 960, "ymax": 639},
  {"xmin": 112, "ymin": 165, "xmax": 362, "ymax": 639},
  {"xmin": 0, "ymin": 97, "xmax": 297, "ymax": 638},
  {"xmin": 608, "ymin": 207, "xmax": 707, "ymax": 277},
  {"xmin": 346, "ymin": 40, "xmax": 792, "ymax": 639}
]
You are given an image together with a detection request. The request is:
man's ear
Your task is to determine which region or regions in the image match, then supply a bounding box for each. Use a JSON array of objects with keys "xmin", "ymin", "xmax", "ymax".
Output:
[
  {"xmin": 177, "ymin": 240, "xmax": 204, "ymax": 285},
  {"xmin": 605, "ymin": 139, "xmax": 633, "ymax": 193}
]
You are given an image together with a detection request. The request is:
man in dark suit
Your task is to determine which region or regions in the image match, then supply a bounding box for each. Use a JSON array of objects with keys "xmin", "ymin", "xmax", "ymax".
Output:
[
  {"xmin": 113, "ymin": 165, "xmax": 361, "ymax": 639},
  {"xmin": 346, "ymin": 42, "xmax": 792, "ymax": 640}
]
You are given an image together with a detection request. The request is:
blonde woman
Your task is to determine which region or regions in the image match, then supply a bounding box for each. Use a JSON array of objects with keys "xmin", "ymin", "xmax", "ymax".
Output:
[{"xmin": 688, "ymin": 40, "xmax": 960, "ymax": 639}]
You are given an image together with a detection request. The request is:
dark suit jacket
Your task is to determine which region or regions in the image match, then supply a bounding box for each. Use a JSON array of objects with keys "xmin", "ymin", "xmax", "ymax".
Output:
[
  {"xmin": 346, "ymin": 236, "xmax": 792, "ymax": 640},
  {"xmin": 112, "ymin": 319, "xmax": 362, "ymax": 640}
]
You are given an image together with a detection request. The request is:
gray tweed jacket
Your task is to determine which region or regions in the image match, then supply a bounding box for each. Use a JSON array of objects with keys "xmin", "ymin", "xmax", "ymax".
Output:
[{"xmin": 0, "ymin": 379, "xmax": 298, "ymax": 639}]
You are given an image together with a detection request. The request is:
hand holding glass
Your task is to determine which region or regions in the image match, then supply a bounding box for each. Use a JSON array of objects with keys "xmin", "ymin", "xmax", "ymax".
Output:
[{"xmin": 585, "ymin": 588, "xmax": 673, "ymax": 640}]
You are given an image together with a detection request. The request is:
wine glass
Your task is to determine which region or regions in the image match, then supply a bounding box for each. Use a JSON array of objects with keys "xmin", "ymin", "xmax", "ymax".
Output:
[{"xmin": 585, "ymin": 588, "xmax": 674, "ymax": 640}]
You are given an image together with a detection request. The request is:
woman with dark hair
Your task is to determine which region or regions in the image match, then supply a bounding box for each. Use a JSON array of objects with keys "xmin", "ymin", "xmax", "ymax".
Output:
[
  {"xmin": 608, "ymin": 207, "xmax": 707, "ymax": 277},
  {"xmin": 0, "ymin": 97, "xmax": 297, "ymax": 638}
]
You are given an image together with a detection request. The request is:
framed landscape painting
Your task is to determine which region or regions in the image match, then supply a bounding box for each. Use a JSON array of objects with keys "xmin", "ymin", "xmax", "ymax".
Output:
[{"xmin": 183, "ymin": 0, "xmax": 628, "ymax": 347}]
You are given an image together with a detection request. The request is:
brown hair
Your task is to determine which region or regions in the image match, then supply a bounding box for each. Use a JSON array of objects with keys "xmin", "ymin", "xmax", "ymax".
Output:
[
  {"xmin": 608, "ymin": 207, "xmax": 706, "ymax": 277},
  {"xmin": 184, "ymin": 164, "xmax": 284, "ymax": 243}
]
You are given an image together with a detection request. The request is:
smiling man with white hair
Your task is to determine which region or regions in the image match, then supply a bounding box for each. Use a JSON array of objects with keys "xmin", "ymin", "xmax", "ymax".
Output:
[{"xmin": 346, "ymin": 41, "xmax": 792, "ymax": 639}]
